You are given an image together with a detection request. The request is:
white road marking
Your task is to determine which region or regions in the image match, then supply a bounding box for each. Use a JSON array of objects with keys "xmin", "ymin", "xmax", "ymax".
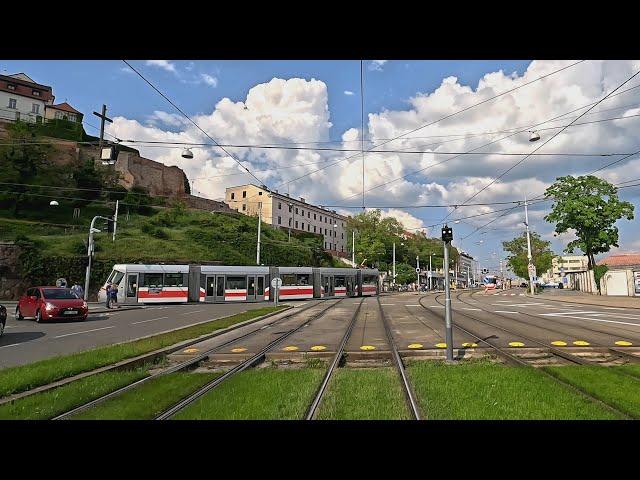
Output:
[
  {"xmin": 461, "ymin": 308, "xmax": 481, "ymax": 311},
  {"xmin": 406, "ymin": 305, "xmax": 421, "ymax": 307},
  {"xmin": 0, "ymin": 343, "xmax": 21, "ymax": 349},
  {"xmin": 430, "ymin": 305, "xmax": 445, "ymax": 308},
  {"xmin": 181, "ymin": 310, "xmax": 204, "ymax": 315},
  {"xmin": 494, "ymin": 310, "xmax": 520, "ymax": 314},
  {"xmin": 493, "ymin": 303, "xmax": 548, "ymax": 307},
  {"xmin": 519, "ymin": 294, "xmax": 525, "ymax": 296},
  {"xmin": 602, "ymin": 307, "xmax": 632, "ymax": 311},
  {"xmin": 54, "ymin": 326, "xmax": 116, "ymax": 338},
  {"xmin": 132, "ymin": 316, "xmax": 169, "ymax": 325},
  {"xmin": 510, "ymin": 294, "xmax": 516, "ymax": 296},
  {"xmin": 539, "ymin": 313, "xmax": 640, "ymax": 327},
  {"xmin": 380, "ymin": 304, "xmax": 396, "ymax": 306}
]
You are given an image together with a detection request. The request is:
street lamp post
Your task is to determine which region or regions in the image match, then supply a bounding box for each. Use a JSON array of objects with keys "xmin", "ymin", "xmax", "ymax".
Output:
[
  {"xmin": 442, "ymin": 225, "xmax": 454, "ymax": 362},
  {"xmin": 524, "ymin": 196, "xmax": 535, "ymax": 296},
  {"xmin": 256, "ymin": 201, "xmax": 262, "ymax": 265},
  {"xmin": 84, "ymin": 215, "xmax": 110, "ymax": 301},
  {"xmin": 352, "ymin": 230, "xmax": 356, "ymax": 266}
]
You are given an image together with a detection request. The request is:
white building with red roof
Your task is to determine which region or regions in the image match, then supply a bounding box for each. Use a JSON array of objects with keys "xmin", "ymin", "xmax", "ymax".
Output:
[{"xmin": 597, "ymin": 253, "xmax": 640, "ymax": 296}]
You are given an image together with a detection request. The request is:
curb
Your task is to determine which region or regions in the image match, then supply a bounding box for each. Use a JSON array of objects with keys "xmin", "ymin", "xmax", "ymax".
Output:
[
  {"xmin": 524, "ymin": 292, "xmax": 640, "ymax": 310},
  {"xmin": 0, "ymin": 305, "xmax": 292, "ymax": 406}
]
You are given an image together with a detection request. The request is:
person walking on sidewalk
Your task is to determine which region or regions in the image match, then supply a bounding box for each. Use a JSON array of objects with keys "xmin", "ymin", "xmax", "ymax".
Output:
[
  {"xmin": 105, "ymin": 283, "xmax": 112, "ymax": 309},
  {"xmin": 109, "ymin": 283, "xmax": 119, "ymax": 309}
]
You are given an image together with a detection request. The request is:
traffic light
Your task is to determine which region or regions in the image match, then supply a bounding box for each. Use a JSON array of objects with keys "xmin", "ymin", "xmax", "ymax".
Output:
[
  {"xmin": 441, "ymin": 225, "xmax": 453, "ymax": 243},
  {"xmin": 106, "ymin": 216, "xmax": 115, "ymax": 233}
]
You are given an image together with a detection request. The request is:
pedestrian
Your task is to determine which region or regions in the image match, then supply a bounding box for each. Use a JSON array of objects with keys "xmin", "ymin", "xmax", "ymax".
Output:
[
  {"xmin": 109, "ymin": 283, "xmax": 119, "ymax": 309},
  {"xmin": 71, "ymin": 282, "xmax": 84, "ymax": 299},
  {"xmin": 105, "ymin": 283, "xmax": 112, "ymax": 309}
]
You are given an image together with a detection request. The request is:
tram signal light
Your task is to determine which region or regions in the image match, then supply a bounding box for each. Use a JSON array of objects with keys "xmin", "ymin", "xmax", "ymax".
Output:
[{"xmin": 441, "ymin": 225, "xmax": 453, "ymax": 243}]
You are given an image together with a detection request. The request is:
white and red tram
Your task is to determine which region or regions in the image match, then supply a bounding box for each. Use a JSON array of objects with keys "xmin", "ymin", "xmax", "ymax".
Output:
[{"xmin": 98, "ymin": 264, "xmax": 379, "ymax": 305}]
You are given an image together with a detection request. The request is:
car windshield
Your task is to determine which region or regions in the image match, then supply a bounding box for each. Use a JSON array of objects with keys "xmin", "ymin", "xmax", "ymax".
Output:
[{"xmin": 42, "ymin": 288, "xmax": 79, "ymax": 300}]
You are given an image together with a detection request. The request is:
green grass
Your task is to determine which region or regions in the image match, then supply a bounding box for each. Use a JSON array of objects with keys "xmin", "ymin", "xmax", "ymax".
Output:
[
  {"xmin": 0, "ymin": 369, "xmax": 148, "ymax": 420},
  {"xmin": 315, "ymin": 368, "xmax": 411, "ymax": 420},
  {"xmin": 617, "ymin": 363, "xmax": 640, "ymax": 378},
  {"xmin": 173, "ymin": 368, "xmax": 325, "ymax": 420},
  {"xmin": 407, "ymin": 360, "xmax": 620, "ymax": 419},
  {"xmin": 545, "ymin": 365, "xmax": 640, "ymax": 419},
  {"xmin": 0, "ymin": 306, "xmax": 284, "ymax": 398},
  {"xmin": 72, "ymin": 372, "xmax": 219, "ymax": 420}
]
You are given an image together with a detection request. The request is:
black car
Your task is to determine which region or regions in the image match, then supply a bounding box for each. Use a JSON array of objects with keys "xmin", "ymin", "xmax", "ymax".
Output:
[
  {"xmin": 520, "ymin": 282, "xmax": 528, "ymax": 288},
  {"xmin": 0, "ymin": 304, "xmax": 6, "ymax": 337}
]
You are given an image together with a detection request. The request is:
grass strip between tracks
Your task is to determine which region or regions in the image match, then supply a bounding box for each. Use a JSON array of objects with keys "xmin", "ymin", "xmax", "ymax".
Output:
[
  {"xmin": 544, "ymin": 365, "xmax": 640, "ymax": 418},
  {"xmin": 0, "ymin": 306, "xmax": 284, "ymax": 399},
  {"xmin": 173, "ymin": 367, "xmax": 325, "ymax": 420},
  {"xmin": 407, "ymin": 360, "xmax": 621, "ymax": 420},
  {"xmin": 70, "ymin": 372, "xmax": 220, "ymax": 420},
  {"xmin": 0, "ymin": 368, "xmax": 149, "ymax": 420},
  {"xmin": 315, "ymin": 367, "xmax": 412, "ymax": 420}
]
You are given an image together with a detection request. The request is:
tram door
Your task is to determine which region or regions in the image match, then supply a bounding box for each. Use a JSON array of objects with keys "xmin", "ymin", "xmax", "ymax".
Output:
[
  {"xmin": 247, "ymin": 276, "xmax": 265, "ymax": 301},
  {"xmin": 322, "ymin": 275, "xmax": 335, "ymax": 297},
  {"xmin": 215, "ymin": 276, "xmax": 225, "ymax": 302},
  {"xmin": 346, "ymin": 276, "xmax": 355, "ymax": 297},
  {"xmin": 205, "ymin": 276, "xmax": 215, "ymax": 301},
  {"xmin": 125, "ymin": 273, "xmax": 139, "ymax": 304}
]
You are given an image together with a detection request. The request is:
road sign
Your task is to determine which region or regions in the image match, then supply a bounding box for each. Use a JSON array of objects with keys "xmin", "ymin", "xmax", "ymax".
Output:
[
  {"xmin": 528, "ymin": 263, "xmax": 536, "ymax": 278},
  {"xmin": 56, "ymin": 278, "xmax": 67, "ymax": 287},
  {"xmin": 428, "ymin": 271, "xmax": 432, "ymax": 278},
  {"xmin": 415, "ymin": 267, "xmax": 421, "ymax": 273},
  {"xmin": 271, "ymin": 277, "xmax": 283, "ymax": 289}
]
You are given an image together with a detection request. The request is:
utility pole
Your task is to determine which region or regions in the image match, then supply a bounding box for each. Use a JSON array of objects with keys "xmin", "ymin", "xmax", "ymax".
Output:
[
  {"xmin": 257, "ymin": 201, "xmax": 262, "ymax": 265},
  {"xmin": 84, "ymin": 215, "xmax": 110, "ymax": 301},
  {"xmin": 392, "ymin": 242, "xmax": 396, "ymax": 290},
  {"xmin": 429, "ymin": 254, "xmax": 433, "ymax": 291},
  {"xmin": 524, "ymin": 196, "xmax": 535, "ymax": 296},
  {"xmin": 442, "ymin": 225, "xmax": 454, "ymax": 362},
  {"xmin": 93, "ymin": 104, "xmax": 112, "ymax": 154},
  {"xmin": 352, "ymin": 230, "xmax": 355, "ymax": 266},
  {"xmin": 416, "ymin": 255, "xmax": 420, "ymax": 291}
]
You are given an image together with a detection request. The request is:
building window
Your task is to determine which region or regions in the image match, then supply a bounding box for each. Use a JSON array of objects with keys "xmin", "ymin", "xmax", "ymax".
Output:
[
  {"xmin": 295, "ymin": 208, "xmax": 298, "ymax": 215},
  {"xmin": 32, "ymin": 90, "xmax": 40, "ymax": 97},
  {"xmin": 32, "ymin": 104, "xmax": 39, "ymax": 114},
  {"xmin": 68, "ymin": 113, "xmax": 76, "ymax": 122},
  {"xmin": 342, "ymin": 232, "xmax": 344, "ymax": 239},
  {"xmin": 258, "ymin": 191, "xmax": 262, "ymax": 196},
  {"xmin": 278, "ymin": 216, "xmax": 281, "ymax": 225},
  {"xmin": 341, "ymin": 245, "xmax": 344, "ymax": 252},
  {"xmin": 314, "ymin": 213, "xmax": 316, "ymax": 220},
  {"xmin": 302, "ymin": 222, "xmax": 305, "ymax": 230},
  {"xmin": 325, "ymin": 228, "xmax": 327, "ymax": 235},
  {"xmin": 242, "ymin": 191, "xmax": 246, "ymax": 198},
  {"xmin": 325, "ymin": 242, "xmax": 327, "ymax": 249},
  {"xmin": 8, "ymin": 98, "xmax": 16, "ymax": 109},
  {"xmin": 288, "ymin": 205, "xmax": 292, "ymax": 212},
  {"xmin": 242, "ymin": 204, "xmax": 246, "ymax": 211},
  {"xmin": 7, "ymin": 84, "xmax": 15, "ymax": 91},
  {"xmin": 308, "ymin": 224, "xmax": 310, "ymax": 232},
  {"xmin": 231, "ymin": 192, "xmax": 235, "ymax": 200},
  {"xmin": 295, "ymin": 221, "xmax": 298, "ymax": 228},
  {"xmin": 314, "ymin": 226, "xmax": 316, "ymax": 233},
  {"xmin": 278, "ymin": 202, "xmax": 281, "ymax": 209},
  {"xmin": 308, "ymin": 212, "xmax": 310, "ymax": 218},
  {"xmin": 301, "ymin": 210, "xmax": 304, "ymax": 216},
  {"xmin": 289, "ymin": 218, "xmax": 292, "ymax": 226}
]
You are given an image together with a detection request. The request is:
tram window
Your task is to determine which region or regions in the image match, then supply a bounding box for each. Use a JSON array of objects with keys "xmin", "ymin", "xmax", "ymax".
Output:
[
  {"xmin": 335, "ymin": 276, "xmax": 346, "ymax": 287},
  {"xmin": 226, "ymin": 276, "xmax": 246, "ymax": 290},
  {"xmin": 112, "ymin": 271, "xmax": 125, "ymax": 286},
  {"xmin": 257, "ymin": 277, "xmax": 264, "ymax": 295},
  {"xmin": 281, "ymin": 274, "xmax": 297, "ymax": 286},
  {"xmin": 363, "ymin": 275, "xmax": 377, "ymax": 284},
  {"xmin": 297, "ymin": 274, "xmax": 310, "ymax": 285},
  {"xmin": 142, "ymin": 273, "xmax": 163, "ymax": 287},
  {"xmin": 164, "ymin": 273, "xmax": 184, "ymax": 287}
]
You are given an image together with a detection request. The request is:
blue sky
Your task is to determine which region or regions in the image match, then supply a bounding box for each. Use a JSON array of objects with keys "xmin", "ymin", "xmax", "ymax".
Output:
[
  {"xmin": 0, "ymin": 60, "xmax": 531, "ymax": 140},
  {"xmin": 3, "ymin": 59, "xmax": 639, "ymax": 274}
]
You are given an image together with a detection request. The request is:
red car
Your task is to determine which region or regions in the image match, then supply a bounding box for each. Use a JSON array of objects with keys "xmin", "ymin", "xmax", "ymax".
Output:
[{"xmin": 15, "ymin": 287, "xmax": 88, "ymax": 323}]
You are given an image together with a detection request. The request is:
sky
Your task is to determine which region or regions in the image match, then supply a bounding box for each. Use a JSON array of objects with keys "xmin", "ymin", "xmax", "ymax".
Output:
[{"xmin": 2, "ymin": 59, "xmax": 640, "ymax": 275}]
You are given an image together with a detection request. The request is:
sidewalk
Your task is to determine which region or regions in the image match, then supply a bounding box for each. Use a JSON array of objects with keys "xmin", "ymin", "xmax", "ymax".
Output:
[
  {"xmin": 0, "ymin": 301, "xmax": 143, "ymax": 315},
  {"xmin": 527, "ymin": 290, "xmax": 640, "ymax": 310}
]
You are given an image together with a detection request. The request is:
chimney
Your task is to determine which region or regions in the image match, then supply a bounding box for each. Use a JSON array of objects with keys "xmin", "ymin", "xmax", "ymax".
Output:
[
  {"xmin": 300, "ymin": 197, "xmax": 306, "ymax": 203},
  {"xmin": 285, "ymin": 193, "xmax": 289, "ymax": 197}
]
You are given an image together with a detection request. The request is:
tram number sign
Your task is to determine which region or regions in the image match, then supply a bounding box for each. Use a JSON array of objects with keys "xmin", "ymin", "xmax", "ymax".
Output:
[
  {"xmin": 271, "ymin": 277, "xmax": 283, "ymax": 289},
  {"xmin": 527, "ymin": 264, "xmax": 536, "ymax": 278}
]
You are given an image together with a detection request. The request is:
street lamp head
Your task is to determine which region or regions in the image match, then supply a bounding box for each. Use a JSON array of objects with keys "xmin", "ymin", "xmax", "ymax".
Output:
[
  {"xmin": 49, "ymin": 200, "xmax": 59, "ymax": 206},
  {"xmin": 529, "ymin": 131, "xmax": 540, "ymax": 142},
  {"xmin": 181, "ymin": 148, "xmax": 194, "ymax": 159}
]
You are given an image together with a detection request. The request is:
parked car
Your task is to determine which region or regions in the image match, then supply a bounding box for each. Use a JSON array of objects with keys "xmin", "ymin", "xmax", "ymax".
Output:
[
  {"xmin": 0, "ymin": 304, "xmax": 6, "ymax": 337},
  {"xmin": 520, "ymin": 282, "xmax": 528, "ymax": 288},
  {"xmin": 15, "ymin": 287, "xmax": 88, "ymax": 323}
]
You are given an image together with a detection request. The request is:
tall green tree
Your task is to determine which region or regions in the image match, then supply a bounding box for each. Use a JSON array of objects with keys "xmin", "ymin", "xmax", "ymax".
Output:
[
  {"xmin": 502, "ymin": 231, "xmax": 554, "ymax": 280},
  {"xmin": 544, "ymin": 175, "xmax": 634, "ymax": 270}
]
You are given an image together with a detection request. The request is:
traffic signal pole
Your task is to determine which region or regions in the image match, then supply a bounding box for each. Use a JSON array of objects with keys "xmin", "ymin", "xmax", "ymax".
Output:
[{"xmin": 442, "ymin": 225, "xmax": 454, "ymax": 362}]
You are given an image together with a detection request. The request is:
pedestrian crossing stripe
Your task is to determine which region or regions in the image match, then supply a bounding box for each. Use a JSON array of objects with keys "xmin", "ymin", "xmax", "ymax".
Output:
[
  {"xmin": 615, "ymin": 341, "xmax": 633, "ymax": 347},
  {"xmin": 435, "ymin": 343, "xmax": 447, "ymax": 348},
  {"xmin": 360, "ymin": 345, "xmax": 376, "ymax": 351},
  {"xmin": 509, "ymin": 342, "xmax": 525, "ymax": 347},
  {"xmin": 310, "ymin": 345, "xmax": 327, "ymax": 351},
  {"xmin": 573, "ymin": 340, "xmax": 590, "ymax": 346},
  {"xmin": 408, "ymin": 343, "xmax": 423, "ymax": 349},
  {"xmin": 551, "ymin": 341, "xmax": 567, "ymax": 346},
  {"xmin": 462, "ymin": 342, "xmax": 478, "ymax": 348},
  {"xmin": 283, "ymin": 346, "xmax": 299, "ymax": 351}
]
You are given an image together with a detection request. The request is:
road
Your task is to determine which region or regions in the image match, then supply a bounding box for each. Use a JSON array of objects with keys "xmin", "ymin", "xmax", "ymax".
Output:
[{"xmin": 0, "ymin": 302, "xmax": 270, "ymax": 368}]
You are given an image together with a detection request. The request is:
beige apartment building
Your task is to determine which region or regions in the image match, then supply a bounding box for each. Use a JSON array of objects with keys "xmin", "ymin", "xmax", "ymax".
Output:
[
  {"xmin": 225, "ymin": 184, "xmax": 349, "ymax": 256},
  {"xmin": 542, "ymin": 255, "xmax": 589, "ymax": 283}
]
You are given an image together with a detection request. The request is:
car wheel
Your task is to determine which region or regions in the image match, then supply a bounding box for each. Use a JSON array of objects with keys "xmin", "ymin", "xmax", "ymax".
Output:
[
  {"xmin": 15, "ymin": 307, "xmax": 24, "ymax": 320},
  {"xmin": 35, "ymin": 309, "xmax": 42, "ymax": 323}
]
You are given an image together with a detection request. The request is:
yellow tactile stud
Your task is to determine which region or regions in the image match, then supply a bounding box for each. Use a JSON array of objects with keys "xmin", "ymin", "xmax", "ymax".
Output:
[
  {"xmin": 615, "ymin": 341, "xmax": 633, "ymax": 347},
  {"xmin": 551, "ymin": 341, "xmax": 567, "ymax": 346},
  {"xmin": 360, "ymin": 345, "xmax": 376, "ymax": 351},
  {"xmin": 461, "ymin": 342, "xmax": 478, "ymax": 348},
  {"xmin": 282, "ymin": 346, "xmax": 299, "ymax": 351},
  {"xmin": 310, "ymin": 345, "xmax": 327, "ymax": 351},
  {"xmin": 573, "ymin": 340, "xmax": 590, "ymax": 346},
  {"xmin": 183, "ymin": 348, "xmax": 199, "ymax": 354},
  {"xmin": 509, "ymin": 341, "xmax": 525, "ymax": 347},
  {"xmin": 231, "ymin": 347, "xmax": 247, "ymax": 353},
  {"xmin": 435, "ymin": 343, "xmax": 447, "ymax": 349},
  {"xmin": 408, "ymin": 343, "xmax": 424, "ymax": 349}
]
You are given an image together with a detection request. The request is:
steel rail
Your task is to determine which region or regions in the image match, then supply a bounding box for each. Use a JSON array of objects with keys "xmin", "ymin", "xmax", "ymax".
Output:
[
  {"xmin": 418, "ymin": 295, "xmax": 633, "ymax": 419},
  {"xmin": 377, "ymin": 297, "xmax": 421, "ymax": 420},
  {"xmin": 155, "ymin": 298, "xmax": 346, "ymax": 420},
  {"xmin": 305, "ymin": 297, "xmax": 365, "ymax": 420},
  {"xmin": 53, "ymin": 301, "xmax": 321, "ymax": 420},
  {"xmin": 463, "ymin": 290, "xmax": 640, "ymax": 365}
]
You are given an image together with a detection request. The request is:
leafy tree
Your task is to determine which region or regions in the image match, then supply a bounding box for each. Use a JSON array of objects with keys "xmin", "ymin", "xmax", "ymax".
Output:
[
  {"xmin": 544, "ymin": 175, "xmax": 634, "ymax": 271},
  {"xmin": 394, "ymin": 262, "xmax": 416, "ymax": 285},
  {"xmin": 502, "ymin": 231, "xmax": 554, "ymax": 280}
]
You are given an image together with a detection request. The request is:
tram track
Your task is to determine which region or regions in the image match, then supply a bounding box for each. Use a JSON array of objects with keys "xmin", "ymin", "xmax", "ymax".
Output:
[
  {"xmin": 418, "ymin": 294, "xmax": 634, "ymax": 419},
  {"xmin": 52, "ymin": 300, "xmax": 331, "ymax": 420}
]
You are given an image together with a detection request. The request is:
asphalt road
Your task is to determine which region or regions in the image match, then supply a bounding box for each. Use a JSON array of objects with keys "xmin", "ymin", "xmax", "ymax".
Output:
[{"xmin": 0, "ymin": 302, "xmax": 271, "ymax": 368}]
